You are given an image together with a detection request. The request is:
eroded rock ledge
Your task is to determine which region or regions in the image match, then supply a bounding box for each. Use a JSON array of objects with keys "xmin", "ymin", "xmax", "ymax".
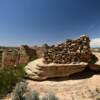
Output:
[
  {"xmin": 25, "ymin": 35, "xmax": 100, "ymax": 80},
  {"xmin": 25, "ymin": 58, "xmax": 88, "ymax": 80}
]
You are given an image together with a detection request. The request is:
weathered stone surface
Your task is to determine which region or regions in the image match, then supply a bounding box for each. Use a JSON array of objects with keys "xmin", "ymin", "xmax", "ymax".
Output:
[
  {"xmin": 32, "ymin": 44, "xmax": 49, "ymax": 58},
  {"xmin": 19, "ymin": 45, "xmax": 37, "ymax": 65},
  {"xmin": 2, "ymin": 50, "xmax": 19, "ymax": 67},
  {"xmin": 88, "ymin": 52, "xmax": 100, "ymax": 71},
  {"xmin": 0, "ymin": 45, "xmax": 37, "ymax": 67},
  {"xmin": 43, "ymin": 35, "xmax": 93, "ymax": 64},
  {"xmin": 25, "ymin": 75, "xmax": 100, "ymax": 100},
  {"xmin": 19, "ymin": 45, "xmax": 30, "ymax": 65},
  {"xmin": 25, "ymin": 58, "xmax": 88, "ymax": 80}
]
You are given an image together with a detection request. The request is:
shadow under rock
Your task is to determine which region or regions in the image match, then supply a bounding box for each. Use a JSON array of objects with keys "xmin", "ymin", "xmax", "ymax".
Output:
[{"xmin": 47, "ymin": 67, "xmax": 100, "ymax": 82}]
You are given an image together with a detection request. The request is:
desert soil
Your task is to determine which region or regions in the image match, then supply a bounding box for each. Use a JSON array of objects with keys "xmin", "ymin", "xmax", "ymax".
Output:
[
  {"xmin": 26, "ymin": 69, "xmax": 100, "ymax": 100},
  {"xmin": 3, "ymin": 69, "xmax": 100, "ymax": 100}
]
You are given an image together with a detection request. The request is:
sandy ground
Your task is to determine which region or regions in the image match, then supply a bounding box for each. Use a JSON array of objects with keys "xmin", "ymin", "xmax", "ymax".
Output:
[
  {"xmin": 26, "ymin": 69, "xmax": 100, "ymax": 100},
  {"xmin": 3, "ymin": 69, "xmax": 100, "ymax": 100}
]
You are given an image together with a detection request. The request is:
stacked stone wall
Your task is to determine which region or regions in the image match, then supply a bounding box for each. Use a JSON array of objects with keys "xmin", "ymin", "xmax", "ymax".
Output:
[{"xmin": 43, "ymin": 35, "xmax": 93, "ymax": 64}]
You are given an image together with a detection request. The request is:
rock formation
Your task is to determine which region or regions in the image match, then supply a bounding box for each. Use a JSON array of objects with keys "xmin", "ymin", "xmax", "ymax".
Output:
[
  {"xmin": 0, "ymin": 45, "xmax": 37, "ymax": 67},
  {"xmin": 88, "ymin": 52, "xmax": 100, "ymax": 71},
  {"xmin": 19, "ymin": 45, "xmax": 37, "ymax": 65},
  {"xmin": 32, "ymin": 44, "xmax": 49, "ymax": 58},
  {"xmin": 2, "ymin": 50, "xmax": 19, "ymax": 67},
  {"xmin": 25, "ymin": 35, "xmax": 97, "ymax": 80},
  {"xmin": 25, "ymin": 58, "xmax": 88, "ymax": 80}
]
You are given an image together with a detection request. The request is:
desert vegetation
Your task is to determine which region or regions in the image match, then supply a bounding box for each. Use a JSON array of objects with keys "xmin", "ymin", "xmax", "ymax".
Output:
[
  {"xmin": 0, "ymin": 65, "xmax": 25, "ymax": 98},
  {"xmin": 12, "ymin": 81, "xmax": 58, "ymax": 100}
]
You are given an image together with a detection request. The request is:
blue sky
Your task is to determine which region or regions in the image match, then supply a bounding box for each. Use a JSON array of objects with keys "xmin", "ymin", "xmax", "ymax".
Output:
[{"xmin": 0, "ymin": 0, "xmax": 100, "ymax": 47}]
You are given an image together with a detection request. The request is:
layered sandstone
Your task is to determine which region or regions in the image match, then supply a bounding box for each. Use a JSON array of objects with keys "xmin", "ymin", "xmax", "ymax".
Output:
[{"xmin": 25, "ymin": 58, "xmax": 87, "ymax": 80}]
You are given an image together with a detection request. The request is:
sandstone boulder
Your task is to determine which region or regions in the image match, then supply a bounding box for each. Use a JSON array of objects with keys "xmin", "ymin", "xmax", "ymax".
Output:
[
  {"xmin": 88, "ymin": 52, "xmax": 100, "ymax": 71},
  {"xmin": 25, "ymin": 58, "xmax": 88, "ymax": 80}
]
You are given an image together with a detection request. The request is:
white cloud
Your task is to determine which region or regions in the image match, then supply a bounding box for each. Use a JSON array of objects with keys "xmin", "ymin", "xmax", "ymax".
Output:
[{"xmin": 90, "ymin": 38, "xmax": 100, "ymax": 47}]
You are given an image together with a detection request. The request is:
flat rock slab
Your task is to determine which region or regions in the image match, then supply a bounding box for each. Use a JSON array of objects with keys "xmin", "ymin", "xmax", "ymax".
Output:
[
  {"xmin": 25, "ymin": 58, "xmax": 87, "ymax": 80},
  {"xmin": 88, "ymin": 52, "xmax": 100, "ymax": 71}
]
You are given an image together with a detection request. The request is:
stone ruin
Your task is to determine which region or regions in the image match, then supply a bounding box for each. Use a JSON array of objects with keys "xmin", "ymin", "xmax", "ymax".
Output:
[
  {"xmin": 25, "ymin": 35, "xmax": 100, "ymax": 80},
  {"xmin": 43, "ymin": 35, "xmax": 93, "ymax": 64},
  {"xmin": 0, "ymin": 35, "xmax": 99, "ymax": 74},
  {"xmin": 0, "ymin": 45, "xmax": 37, "ymax": 67}
]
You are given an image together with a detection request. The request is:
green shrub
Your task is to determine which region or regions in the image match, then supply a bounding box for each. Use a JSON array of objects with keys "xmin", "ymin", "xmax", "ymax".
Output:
[
  {"xmin": 41, "ymin": 92, "xmax": 58, "ymax": 100},
  {"xmin": 90, "ymin": 54, "xmax": 98, "ymax": 64},
  {"xmin": 12, "ymin": 83, "xmax": 39, "ymax": 100},
  {"xmin": 0, "ymin": 65, "xmax": 25, "ymax": 98},
  {"xmin": 24, "ymin": 90, "xmax": 39, "ymax": 100},
  {"xmin": 12, "ymin": 81, "xmax": 27, "ymax": 100},
  {"xmin": 12, "ymin": 86, "xmax": 58, "ymax": 100}
]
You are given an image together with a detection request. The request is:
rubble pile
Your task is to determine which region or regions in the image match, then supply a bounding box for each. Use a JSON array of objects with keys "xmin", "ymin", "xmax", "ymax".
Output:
[{"xmin": 43, "ymin": 35, "xmax": 93, "ymax": 64}]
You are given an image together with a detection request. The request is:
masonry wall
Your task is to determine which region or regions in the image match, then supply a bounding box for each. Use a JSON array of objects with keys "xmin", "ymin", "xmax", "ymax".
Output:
[{"xmin": 43, "ymin": 35, "xmax": 93, "ymax": 64}]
